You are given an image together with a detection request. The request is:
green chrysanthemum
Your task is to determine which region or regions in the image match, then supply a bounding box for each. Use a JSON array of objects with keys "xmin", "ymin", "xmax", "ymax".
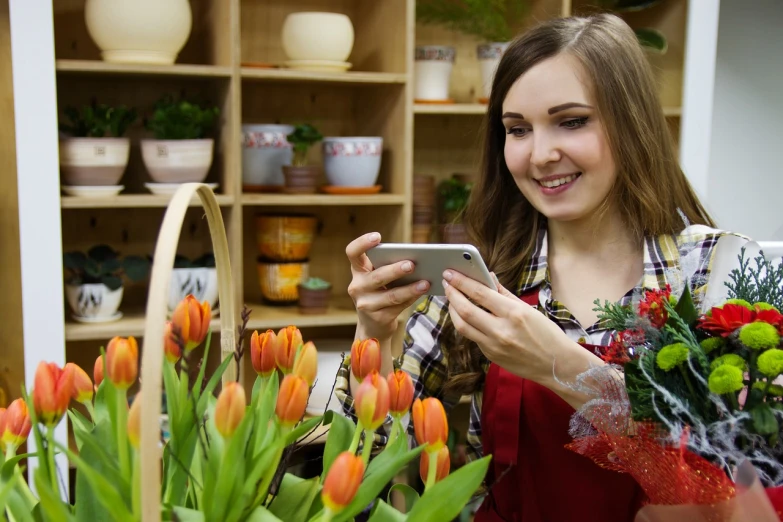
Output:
[
  {"xmin": 739, "ymin": 322, "xmax": 780, "ymax": 351},
  {"xmin": 757, "ymin": 348, "xmax": 783, "ymax": 378},
  {"xmin": 754, "ymin": 302, "xmax": 780, "ymax": 313},
  {"xmin": 700, "ymin": 337, "xmax": 725, "ymax": 354},
  {"xmin": 752, "ymin": 381, "xmax": 783, "ymax": 397},
  {"xmin": 709, "ymin": 353, "xmax": 747, "ymax": 372},
  {"xmin": 656, "ymin": 343, "xmax": 690, "ymax": 371},
  {"xmin": 724, "ymin": 298, "xmax": 753, "ymax": 310},
  {"xmin": 708, "ymin": 365, "xmax": 744, "ymax": 395}
]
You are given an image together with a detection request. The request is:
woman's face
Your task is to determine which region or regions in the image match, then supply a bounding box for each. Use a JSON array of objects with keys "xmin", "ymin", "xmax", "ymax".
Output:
[{"xmin": 501, "ymin": 53, "xmax": 616, "ymax": 224}]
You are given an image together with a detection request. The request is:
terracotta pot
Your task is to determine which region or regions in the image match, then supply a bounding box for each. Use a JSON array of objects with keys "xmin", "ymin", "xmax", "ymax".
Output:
[
  {"xmin": 283, "ymin": 165, "xmax": 320, "ymax": 194},
  {"xmin": 412, "ymin": 225, "xmax": 432, "ymax": 244},
  {"xmin": 440, "ymin": 223, "xmax": 469, "ymax": 244},
  {"xmin": 297, "ymin": 284, "xmax": 331, "ymax": 315},
  {"xmin": 257, "ymin": 261, "xmax": 308, "ymax": 303},
  {"xmin": 256, "ymin": 214, "xmax": 317, "ymax": 262},
  {"xmin": 412, "ymin": 206, "xmax": 434, "ymax": 225}
]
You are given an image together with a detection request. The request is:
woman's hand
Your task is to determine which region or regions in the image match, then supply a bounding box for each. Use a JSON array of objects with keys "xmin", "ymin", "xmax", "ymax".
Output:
[{"xmin": 345, "ymin": 232, "xmax": 431, "ymax": 340}]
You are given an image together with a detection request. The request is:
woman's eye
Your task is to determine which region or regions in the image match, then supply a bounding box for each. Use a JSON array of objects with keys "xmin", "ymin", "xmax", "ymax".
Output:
[
  {"xmin": 506, "ymin": 127, "xmax": 529, "ymax": 137},
  {"xmin": 562, "ymin": 117, "xmax": 588, "ymax": 129}
]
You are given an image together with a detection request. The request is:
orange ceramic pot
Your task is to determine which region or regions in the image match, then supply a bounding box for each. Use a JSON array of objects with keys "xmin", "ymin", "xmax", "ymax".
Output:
[
  {"xmin": 256, "ymin": 214, "xmax": 317, "ymax": 262},
  {"xmin": 258, "ymin": 261, "xmax": 309, "ymax": 302}
]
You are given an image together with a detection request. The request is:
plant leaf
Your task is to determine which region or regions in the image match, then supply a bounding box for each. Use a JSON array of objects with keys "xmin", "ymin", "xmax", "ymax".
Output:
[
  {"xmin": 388, "ymin": 483, "xmax": 420, "ymax": 514},
  {"xmin": 268, "ymin": 475, "xmax": 321, "ymax": 521},
  {"xmin": 285, "ymin": 415, "xmax": 323, "ymax": 446},
  {"xmin": 88, "ymin": 244, "xmax": 117, "ymax": 263},
  {"xmin": 172, "ymin": 506, "xmax": 206, "ymax": 521},
  {"xmin": 320, "ymin": 410, "xmax": 355, "ymax": 482},
  {"xmin": 7, "ymin": 487, "xmax": 38, "ymax": 522},
  {"xmin": 368, "ymin": 499, "xmax": 406, "ymax": 522},
  {"xmin": 208, "ymin": 408, "xmax": 254, "ymax": 521},
  {"xmin": 751, "ymin": 403, "xmax": 779, "ymax": 436},
  {"xmin": 246, "ymin": 506, "xmax": 283, "ymax": 522},
  {"xmin": 406, "ymin": 456, "xmax": 491, "ymax": 522},
  {"xmin": 196, "ymin": 354, "xmax": 235, "ymax": 415},
  {"xmin": 673, "ymin": 284, "xmax": 698, "ymax": 327}
]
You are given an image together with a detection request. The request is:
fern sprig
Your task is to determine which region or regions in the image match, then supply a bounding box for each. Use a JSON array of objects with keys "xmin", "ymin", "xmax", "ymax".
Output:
[{"xmin": 725, "ymin": 248, "xmax": 783, "ymax": 310}]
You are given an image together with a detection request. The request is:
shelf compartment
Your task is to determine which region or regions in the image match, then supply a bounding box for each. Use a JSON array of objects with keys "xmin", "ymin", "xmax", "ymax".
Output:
[
  {"xmin": 64, "ymin": 311, "xmax": 221, "ymax": 341},
  {"xmin": 244, "ymin": 302, "xmax": 359, "ymax": 331},
  {"xmin": 56, "ymin": 60, "xmax": 232, "ymax": 78},
  {"xmin": 241, "ymin": 194, "xmax": 405, "ymax": 206},
  {"xmin": 241, "ymin": 68, "xmax": 406, "ymax": 85},
  {"xmin": 61, "ymin": 193, "xmax": 236, "ymax": 209}
]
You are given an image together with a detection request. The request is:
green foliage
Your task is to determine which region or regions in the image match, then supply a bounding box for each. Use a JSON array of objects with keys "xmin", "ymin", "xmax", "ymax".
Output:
[
  {"xmin": 300, "ymin": 277, "xmax": 331, "ymax": 291},
  {"xmin": 174, "ymin": 253, "xmax": 216, "ymax": 269},
  {"xmin": 286, "ymin": 124, "xmax": 323, "ymax": 166},
  {"xmin": 725, "ymin": 248, "xmax": 783, "ymax": 311},
  {"xmin": 416, "ymin": 0, "xmax": 530, "ymax": 43},
  {"xmin": 146, "ymin": 95, "xmax": 220, "ymax": 140},
  {"xmin": 438, "ymin": 176, "xmax": 473, "ymax": 222},
  {"xmin": 592, "ymin": 298, "xmax": 638, "ymax": 332},
  {"xmin": 60, "ymin": 103, "xmax": 137, "ymax": 138},
  {"xmin": 63, "ymin": 244, "xmax": 150, "ymax": 290}
]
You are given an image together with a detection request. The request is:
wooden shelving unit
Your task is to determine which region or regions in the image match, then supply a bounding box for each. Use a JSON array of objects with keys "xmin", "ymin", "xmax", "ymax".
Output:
[
  {"xmin": 56, "ymin": 59, "xmax": 233, "ymax": 78},
  {"xmin": 60, "ymin": 193, "xmax": 236, "ymax": 209}
]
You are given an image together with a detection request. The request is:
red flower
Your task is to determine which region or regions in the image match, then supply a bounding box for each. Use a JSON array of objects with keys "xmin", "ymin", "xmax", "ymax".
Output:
[
  {"xmin": 757, "ymin": 308, "xmax": 783, "ymax": 332},
  {"xmin": 699, "ymin": 304, "xmax": 756, "ymax": 337},
  {"xmin": 600, "ymin": 329, "xmax": 644, "ymax": 366},
  {"xmin": 638, "ymin": 285, "xmax": 672, "ymax": 329}
]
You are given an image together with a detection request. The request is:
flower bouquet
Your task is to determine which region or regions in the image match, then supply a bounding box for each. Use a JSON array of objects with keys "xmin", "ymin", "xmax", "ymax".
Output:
[
  {"xmin": 567, "ymin": 248, "xmax": 783, "ymax": 520},
  {"xmin": 0, "ymin": 183, "xmax": 490, "ymax": 522}
]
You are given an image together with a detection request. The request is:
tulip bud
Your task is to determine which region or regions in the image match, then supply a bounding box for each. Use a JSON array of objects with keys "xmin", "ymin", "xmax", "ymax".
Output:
[
  {"xmin": 33, "ymin": 362, "xmax": 74, "ymax": 426},
  {"xmin": 127, "ymin": 393, "xmax": 142, "ymax": 449},
  {"xmin": 293, "ymin": 341, "xmax": 318, "ymax": 387},
  {"xmin": 106, "ymin": 337, "xmax": 139, "ymax": 390},
  {"xmin": 93, "ymin": 355, "xmax": 104, "ymax": 388},
  {"xmin": 420, "ymin": 445, "xmax": 450, "ymax": 484},
  {"xmin": 164, "ymin": 321, "xmax": 182, "ymax": 364},
  {"xmin": 215, "ymin": 382, "xmax": 246, "ymax": 438},
  {"xmin": 251, "ymin": 330, "xmax": 279, "ymax": 378},
  {"xmin": 1, "ymin": 399, "xmax": 31, "ymax": 450},
  {"xmin": 387, "ymin": 370, "xmax": 414, "ymax": 417},
  {"xmin": 275, "ymin": 374, "xmax": 309, "ymax": 427},
  {"xmin": 412, "ymin": 398, "xmax": 448, "ymax": 452},
  {"xmin": 171, "ymin": 294, "xmax": 211, "ymax": 352},
  {"xmin": 276, "ymin": 326, "xmax": 303, "ymax": 373},
  {"xmin": 354, "ymin": 371, "xmax": 390, "ymax": 431},
  {"xmin": 351, "ymin": 338, "xmax": 381, "ymax": 383},
  {"xmin": 321, "ymin": 451, "xmax": 364, "ymax": 514},
  {"xmin": 66, "ymin": 363, "xmax": 93, "ymax": 404}
]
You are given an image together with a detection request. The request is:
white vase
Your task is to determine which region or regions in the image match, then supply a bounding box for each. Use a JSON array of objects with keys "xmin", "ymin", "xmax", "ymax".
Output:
[
  {"xmin": 281, "ymin": 12, "xmax": 354, "ymax": 62},
  {"xmin": 477, "ymin": 42, "xmax": 510, "ymax": 101},
  {"xmin": 168, "ymin": 267, "xmax": 219, "ymax": 312},
  {"xmin": 414, "ymin": 46, "xmax": 455, "ymax": 102},
  {"xmin": 141, "ymin": 139, "xmax": 214, "ymax": 183},
  {"xmin": 65, "ymin": 283, "xmax": 123, "ymax": 322},
  {"xmin": 241, "ymin": 124, "xmax": 294, "ymax": 189},
  {"xmin": 85, "ymin": 0, "xmax": 192, "ymax": 65}
]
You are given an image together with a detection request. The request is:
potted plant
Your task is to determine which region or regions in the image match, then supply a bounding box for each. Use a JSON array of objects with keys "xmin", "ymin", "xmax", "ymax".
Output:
[
  {"xmin": 438, "ymin": 174, "xmax": 473, "ymax": 243},
  {"xmin": 297, "ymin": 276, "xmax": 332, "ymax": 315},
  {"xmin": 58, "ymin": 102, "xmax": 137, "ymax": 189},
  {"xmin": 142, "ymin": 94, "xmax": 220, "ymax": 186},
  {"xmin": 168, "ymin": 253, "xmax": 219, "ymax": 314},
  {"xmin": 63, "ymin": 244, "xmax": 150, "ymax": 322},
  {"xmin": 282, "ymin": 123, "xmax": 323, "ymax": 194}
]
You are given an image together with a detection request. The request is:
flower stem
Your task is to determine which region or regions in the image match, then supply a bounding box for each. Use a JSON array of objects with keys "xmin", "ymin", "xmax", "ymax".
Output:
[
  {"xmin": 132, "ymin": 450, "xmax": 140, "ymax": 519},
  {"xmin": 387, "ymin": 417, "xmax": 400, "ymax": 448},
  {"xmin": 763, "ymin": 378, "xmax": 773, "ymax": 403},
  {"xmin": 361, "ymin": 429, "xmax": 373, "ymax": 469},
  {"xmin": 84, "ymin": 401, "xmax": 96, "ymax": 424},
  {"xmin": 116, "ymin": 389, "xmax": 130, "ymax": 478},
  {"xmin": 46, "ymin": 424, "xmax": 58, "ymax": 495},
  {"xmin": 679, "ymin": 365, "xmax": 697, "ymax": 398},
  {"xmin": 5, "ymin": 445, "xmax": 37, "ymax": 508},
  {"xmin": 348, "ymin": 420, "xmax": 363, "ymax": 455},
  {"xmin": 321, "ymin": 508, "xmax": 335, "ymax": 522},
  {"xmin": 727, "ymin": 392, "xmax": 740, "ymax": 412},
  {"xmin": 425, "ymin": 450, "xmax": 438, "ymax": 491}
]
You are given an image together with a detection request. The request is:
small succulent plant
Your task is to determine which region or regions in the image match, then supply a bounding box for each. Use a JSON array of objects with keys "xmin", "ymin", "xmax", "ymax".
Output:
[{"xmin": 300, "ymin": 277, "xmax": 331, "ymax": 290}]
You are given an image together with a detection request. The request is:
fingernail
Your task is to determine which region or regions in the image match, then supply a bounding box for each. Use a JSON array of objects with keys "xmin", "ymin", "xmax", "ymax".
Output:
[
  {"xmin": 402, "ymin": 261, "xmax": 413, "ymax": 273},
  {"xmin": 416, "ymin": 281, "xmax": 428, "ymax": 292},
  {"xmin": 442, "ymin": 279, "xmax": 449, "ymax": 289},
  {"xmin": 443, "ymin": 270, "xmax": 452, "ymax": 281},
  {"xmin": 368, "ymin": 232, "xmax": 380, "ymax": 242}
]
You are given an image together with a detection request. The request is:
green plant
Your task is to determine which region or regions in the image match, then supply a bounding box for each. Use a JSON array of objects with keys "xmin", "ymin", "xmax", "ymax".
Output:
[
  {"xmin": 300, "ymin": 277, "xmax": 331, "ymax": 290},
  {"xmin": 146, "ymin": 95, "xmax": 220, "ymax": 140},
  {"xmin": 439, "ymin": 176, "xmax": 473, "ymax": 222},
  {"xmin": 63, "ymin": 244, "xmax": 150, "ymax": 290},
  {"xmin": 416, "ymin": 0, "xmax": 530, "ymax": 43},
  {"xmin": 59, "ymin": 103, "xmax": 137, "ymax": 138},
  {"xmin": 174, "ymin": 253, "xmax": 216, "ymax": 269},
  {"xmin": 287, "ymin": 124, "xmax": 324, "ymax": 166}
]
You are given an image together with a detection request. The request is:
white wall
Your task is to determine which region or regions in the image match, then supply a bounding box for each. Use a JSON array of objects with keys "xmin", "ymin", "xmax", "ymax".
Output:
[{"xmin": 705, "ymin": 0, "xmax": 783, "ymax": 241}]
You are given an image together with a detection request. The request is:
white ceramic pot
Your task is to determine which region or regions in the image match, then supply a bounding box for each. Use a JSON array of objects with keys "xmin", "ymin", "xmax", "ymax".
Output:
[
  {"xmin": 282, "ymin": 12, "xmax": 354, "ymax": 62},
  {"xmin": 241, "ymin": 124, "xmax": 294, "ymax": 188},
  {"xmin": 414, "ymin": 46, "xmax": 455, "ymax": 101},
  {"xmin": 322, "ymin": 137, "xmax": 383, "ymax": 187},
  {"xmin": 477, "ymin": 42, "xmax": 510, "ymax": 100},
  {"xmin": 65, "ymin": 283, "xmax": 123, "ymax": 321},
  {"xmin": 59, "ymin": 138, "xmax": 130, "ymax": 186},
  {"xmin": 168, "ymin": 267, "xmax": 218, "ymax": 312},
  {"xmin": 85, "ymin": 0, "xmax": 192, "ymax": 65},
  {"xmin": 141, "ymin": 139, "xmax": 214, "ymax": 183}
]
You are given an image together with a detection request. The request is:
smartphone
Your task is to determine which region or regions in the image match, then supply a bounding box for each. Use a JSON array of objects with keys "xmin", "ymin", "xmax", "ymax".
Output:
[{"xmin": 366, "ymin": 243, "xmax": 495, "ymax": 296}]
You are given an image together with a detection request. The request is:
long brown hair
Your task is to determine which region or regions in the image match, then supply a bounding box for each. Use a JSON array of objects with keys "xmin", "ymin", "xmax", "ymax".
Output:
[{"xmin": 441, "ymin": 13, "xmax": 715, "ymax": 397}]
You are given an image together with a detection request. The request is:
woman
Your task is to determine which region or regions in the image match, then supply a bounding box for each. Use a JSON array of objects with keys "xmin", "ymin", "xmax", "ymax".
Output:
[{"xmin": 336, "ymin": 13, "xmax": 753, "ymax": 522}]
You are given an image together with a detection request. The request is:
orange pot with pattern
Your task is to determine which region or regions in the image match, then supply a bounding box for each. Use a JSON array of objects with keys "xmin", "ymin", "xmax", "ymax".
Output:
[
  {"xmin": 257, "ymin": 261, "xmax": 308, "ymax": 303},
  {"xmin": 256, "ymin": 214, "xmax": 317, "ymax": 261}
]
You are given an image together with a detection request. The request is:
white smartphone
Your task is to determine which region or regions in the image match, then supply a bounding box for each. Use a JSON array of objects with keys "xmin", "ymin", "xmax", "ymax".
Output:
[{"xmin": 366, "ymin": 243, "xmax": 495, "ymax": 296}]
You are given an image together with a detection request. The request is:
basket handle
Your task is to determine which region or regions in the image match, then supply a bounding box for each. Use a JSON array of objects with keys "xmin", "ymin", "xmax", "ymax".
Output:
[{"xmin": 138, "ymin": 183, "xmax": 237, "ymax": 522}]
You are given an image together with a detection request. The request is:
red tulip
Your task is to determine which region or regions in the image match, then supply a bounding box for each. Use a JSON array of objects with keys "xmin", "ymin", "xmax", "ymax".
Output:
[
  {"xmin": 66, "ymin": 362, "xmax": 93, "ymax": 404},
  {"xmin": 351, "ymin": 338, "xmax": 381, "ymax": 383},
  {"xmin": 293, "ymin": 341, "xmax": 318, "ymax": 387},
  {"xmin": 164, "ymin": 321, "xmax": 182, "ymax": 364},
  {"xmin": 33, "ymin": 362, "xmax": 74, "ymax": 426},
  {"xmin": 106, "ymin": 336, "xmax": 138, "ymax": 390},
  {"xmin": 93, "ymin": 355, "xmax": 104, "ymax": 388},
  {"xmin": 275, "ymin": 374, "xmax": 308, "ymax": 427},
  {"xmin": 251, "ymin": 330, "xmax": 279, "ymax": 377},
  {"xmin": 387, "ymin": 370, "xmax": 414, "ymax": 417},
  {"xmin": 420, "ymin": 445, "xmax": 450, "ymax": 484},
  {"xmin": 321, "ymin": 451, "xmax": 364, "ymax": 514},
  {"xmin": 214, "ymin": 382, "xmax": 246, "ymax": 438},
  {"xmin": 171, "ymin": 294, "xmax": 211, "ymax": 351},
  {"xmin": 276, "ymin": 326, "xmax": 303, "ymax": 373},
  {"xmin": 412, "ymin": 398, "xmax": 448, "ymax": 452},
  {"xmin": 354, "ymin": 371, "xmax": 390, "ymax": 431},
  {"xmin": 1, "ymin": 399, "xmax": 31, "ymax": 449}
]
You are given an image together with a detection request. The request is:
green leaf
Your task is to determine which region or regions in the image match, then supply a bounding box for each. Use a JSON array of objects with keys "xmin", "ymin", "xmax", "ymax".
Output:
[
  {"xmin": 369, "ymin": 499, "xmax": 406, "ymax": 522},
  {"xmin": 388, "ymin": 483, "xmax": 420, "ymax": 514},
  {"xmin": 237, "ymin": 438, "xmax": 284, "ymax": 517},
  {"xmin": 6, "ymin": 487, "xmax": 37, "ymax": 522},
  {"xmin": 246, "ymin": 506, "xmax": 283, "ymax": 522},
  {"xmin": 172, "ymin": 506, "xmax": 206, "ymax": 521},
  {"xmin": 285, "ymin": 415, "xmax": 324, "ymax": 446},
  {"xmin": 751, "ymin": 403, "xmax": 779, "ymax": 436},
  {"xmin": 268, "ymin": 474, "xmax": 321, "ymax": 521},
  {"xmin": 67, "ymin": 409, "xmax": 93, "ymax": 450},
  {"xmin": 253, "ymin": 371, "xmax": 279, "ymax": 455},
  {"xmin": 122, "ymin": 255, "xmax": 150, "ymax": 282},
  {"xmin": 406, "ymin": 456, "xmax": 491, "ymax": 522},
  {"xmin": 321, "ymin": 411, "xmax": 356, "ymax": 482},
  {"xmin": 193, "ymin": 329, "xmax": 213, "ymax": 403},
  {"xmin": 673, "ymin": 285, "xmax": 698, "ymax": 327},
  {"xmin": 208, "ymin": 409, "xmax": 254, "ymax": 520},
  {"xmin": 101, "ymin": 275, "xmax": 123, "ymax": 291},
  {"xmin": 635, "ymin": 28, "xmax": 668, "ymax": 54},
  {"xmin": 88, "ymin": 244, "xmax": 117, "ymax": 263},
  {"xmin": 0, "ymin": 469, "xmax": 19, "ymax": 513},
  {"xmin": 196, "ymin": 354, "xmax": 235, "ymax": 416}
]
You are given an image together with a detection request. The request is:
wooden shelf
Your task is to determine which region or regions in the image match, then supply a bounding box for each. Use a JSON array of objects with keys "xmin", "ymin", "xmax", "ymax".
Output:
[
  {"xmin": 414, "ymin": 103, "xmax": 487, "ymax": 115},
  {"xmin": 55, "ymin": 60, "xmax": 232, "ymax": 78},
  {"xmin": 61, "ymin": 194, "xmax": 235, "ymax": 209},
  {"xmin": 64, "ymin": 312, "xmax": 222, "ymax": 342},
  {"xmin": 241, "ymin": 194, "xmax": 406, "ymax": 206},
  {"xmin": 241, "ymin": 67, "xmax": 407, "ymax": 85},
  {"xmin": 244, "ymin": 303, "xmax": 358, "ymax": 331}
]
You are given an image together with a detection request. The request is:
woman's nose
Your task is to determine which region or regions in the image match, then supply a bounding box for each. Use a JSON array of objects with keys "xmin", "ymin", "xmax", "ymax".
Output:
[{"xmin": 530, "ymin": 132, "xmax": 561, "ymax": 167}]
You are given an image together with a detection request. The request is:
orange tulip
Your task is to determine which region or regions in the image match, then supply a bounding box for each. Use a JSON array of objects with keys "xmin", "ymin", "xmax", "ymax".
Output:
[
  {"xmin": 387, "ymin": 370, "xmax": 414, "ymax": 417},
  {"xmin": 420, "ymin": 445, "xmax": 450, "ymax": 484},
  {"xmin": 93, "ymin": 355, "xmax": 104, "ymax": 388},
  {"xmin": 171, "ymin": 294, "xmax": 211, "ymax": 351},
  {"xmin": 215, "ymin": 382, "xmax": 246, "ymax": 438},
  {"xmin": 321, "ymin": 451, "xmax": 364, "ymax": 514},
  {"xmin": 275, "ymin": 374, "xmax": 309, "ymax": 427},
  {"xmin": 412, "ymin": 398, "xmax": 448, "ymax": 452},
  {"xmin": 251, "ymin": 330, "xmax": 279, "ymax": 378},
  {"xmin": 33, "ymin": 362, "xmax": 74, "ymax": 426},
  {"xmin": 354, "ymin": 371, "xmax": 390, "ymax": 431},
  {"xmin": 127, "ymin": 393, "xmax": 142, "ymax": 449},
  {"xmin": 66, "ymin": 363, "xmax": 93, "ymax": 404},
  {"xmin": 164, "ymin": 321, "xmax": 182, "ymax": 364},
  {"xmin": 106, "ymin": 336, "xmax": 139, "ymax": 390},
  {"xmin": 276, "ymin": 326, "xmax": 303, "ymax": 373},
  {"xmin": 1, "ymin": 399, "xmax": 31, "ymax": 449},
  {"xmin": 293, "ymin": 341, "xmax": 318, "ymax": 387},
  {"xmin": 351, "ymin": 338, "xmax": 381, "ymax": 383}
]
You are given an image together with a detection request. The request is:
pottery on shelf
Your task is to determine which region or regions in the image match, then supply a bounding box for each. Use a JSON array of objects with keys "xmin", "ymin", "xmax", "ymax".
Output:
[
  {"xmin": 256, "ymin": 214, "xmax": 318, "ymax": 262},
  {"xmin": 322, "ymin": 137, "xmax": 383, "ymax": 187},
  {"xmin": 477, "ymin": 42, "xmax": 510, "ymax": 102},
  {"xmin": 168, "ymin": 267, "xmax": 218, "ymax": 312},
  {"xmin": 145, "ymin": 182, "xmax": 218, "ymax": 196},
  {"xmin": 65, "ymin": 283, "xmax": 124, "ymax": 322},
  {"xmin": 282, "ymin": 165, "xmax": 320, "ymax": 194},
  {"xmin": 62, "ymin": 185, "xmax": 124, "ymax": 198},
  {"xmin": 257, "ymin": 261, "xmax": 309, "ymax": 303},
  {"xmin": 241, "ymin": 124, "xmax": 294, "ymax": 191},
  {"xmin": 141, "ymin": 139, "xmax": 214, "ymax": 183},
  {"xmin": 59, "ymin": 137, "xmax": 131, "ymax": 186},
  {"xmin": 281, "ymin": 12, "xmax": 354, "ymax": 63},
  {"xmin": 414, "ymin": 46, "xmax": 455, "ymax": 102}
]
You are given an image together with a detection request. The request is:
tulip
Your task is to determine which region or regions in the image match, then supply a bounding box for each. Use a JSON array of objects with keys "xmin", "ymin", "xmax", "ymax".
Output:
[
  {"xmin": 275, "ymin": 374, "xmax": 309, "ymax": 427},
  {"xmin": 215, "ymin": 382, "xmax": 246, "ymax": 438},
  {"xmin": 106, "ymin": 336, "xmax": 139, "ymax": 390},
  {"xmin": 171, "ymin": 294, "xmax": 211, "ymax": 352},
  {"xmin": 33, "ymin": 362, "xmax": 74, "ymax": 426},
  {"xmin": 412, "ymin": 397, "xmax": 448, "ymax": 452},
  {"xmin": 66, "ymin": 363, "xmax": 93, "ymax": 404},
  {"xmin": 1, "ymin": 399, "xmax": 31, "ymax": 450},
  {"xmin": 293, "ymin": 341, "xmax": 318, "ymax": 387},
  {"xmin": 93, "ymin": 355, "xmax": 104, "ymax": 388},
  {"xmin": 420, "ymin": 445, "xmax": 450, "ymax": 485},
  {"xmin": 276, "ymin": 326, "xmax": 303, "ymax": 373},
  {"xmin": 164, "ymin": 321, "xmax": 182, "ymax": 364},
  {"xmin": 127, "ymin": 393, "xmax": 142, "ymax": 449},
  {"xmin": 251, "ymin": 329, "xmax": 279, "ymax": 378},
  {"xmin": 354, "ymin": 371, "xmax": 390, "ymax": 432},
  {"xmin": 321, "ymin": 451, "xmax": 364, "ymax": 515},
  {"xmin": 351, "ymin": 338, "xmax": 381, "ymax": 383},
  {"xmin": 387, "ymin": 370, "xmax": 414, "ymax": 417}
]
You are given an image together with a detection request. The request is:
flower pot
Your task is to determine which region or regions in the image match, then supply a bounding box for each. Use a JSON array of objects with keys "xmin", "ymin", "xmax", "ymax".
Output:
[
  {"xmin": 65, "ymin": 283, "xmax": 124, "ymax": 322},
  {"xmin": 257, "ymin": 261, "xmax": 309, "ymax": 303},
  {"xmin": 322, "ymin": 137, "xmax": 383, "ymax": 187},
  {"xmin": 167, "ymin": 267, "xmax": 218, "ymax": 313},
  {"xmin": 256, "ymin": 214, "xmax": 318, "ymax": 262},
  {"xmin": 412, "ymin": 224, "xmax": 432, "ymax": 244},
  {"xmin": 477, "ymin": 42, "xmax": 510, "ymax": 102},
  {"xmin": 297, "ymin": 284, "xmax": 331, "ymax": 315},
  {"xmin": 241, "ymin": 124, "xmax": 294, "ymax": 191},
  {"xmin": 440, "ymin": 223, "xmax": 469, "ymax": 244},
  {"xmin": 59, "ymin": 137, "xmax": 130, "ymax": 186},
  {"xmin": 282, "ymin": 165, "xmax": 320, "ymax": 194},
  {"xmin": 141, "ymin": 139, "xmax": 214, "ymax": 183},
  {"xmin": 85, "ymin": 0, "xmax": 192, "ymax": 65},
  {"xmin": 414, "ymin": 46, "xmax": 455, "ymax": 102},
  {"xmin": 282, "ymin": 12, "xmax": 354, "ymax": 62}
]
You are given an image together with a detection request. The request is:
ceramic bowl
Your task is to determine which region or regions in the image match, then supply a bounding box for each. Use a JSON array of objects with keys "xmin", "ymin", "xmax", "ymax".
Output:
[
  {"xmin": 241, "ymin": 124, "xmax": 294, "ymax": 188},
  {"xmin": 62, "ymin": 185, "xmax": 124, "ymax": 198},
  {"xmin": 59, "ymin": 138, "xmax": 131, "ymax": 186},
  {"xmin": 322, "ymin": 137, "xmax": 383, "ymax": 187},
  {"xmin": 167, "ymin": 267, "xmax": 219, "ymax": 312},
  {"xmin": 65, "ymin": 283, "xmax": 124, "ymax": 321},
  {"xmin": 141, "ymin": 138, "xmax": 213, "ymax": 183},
  {"xmin": 281, "ymin": 12, "xmax": 354, "ymax": 62}
]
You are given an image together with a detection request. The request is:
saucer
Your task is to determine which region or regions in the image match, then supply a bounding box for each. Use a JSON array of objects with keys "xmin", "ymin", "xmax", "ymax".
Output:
[
  {"xmin": 62, "ymin": 185, "xmax": 124, "ymax": 198},
  {"xmin": 72, "ymin": 311, "xmax": 123, "ymax": 323},
  {"xmin": 284, "ymin": 60, "xmax": 352, "ymax": 73},
  {"xmin": 145, "ymin": 182, "xmax": 218, "ymax": 196},
  {"xmin": 414, "ymin": 98, "xmax": 456, "ymax": 104},
  {"xmin": 320, "ymin": 185, "xmax": 382, "ymax": 195}
]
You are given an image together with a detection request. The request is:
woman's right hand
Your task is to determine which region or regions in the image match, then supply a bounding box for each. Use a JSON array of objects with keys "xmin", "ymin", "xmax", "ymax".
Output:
[{"xmin": 346, "ymin": 232, "xmax": 430, "ymax": 340}]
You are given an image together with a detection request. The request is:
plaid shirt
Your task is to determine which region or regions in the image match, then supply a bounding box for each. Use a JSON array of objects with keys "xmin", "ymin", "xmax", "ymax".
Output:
[{"xmin": 334, "ymin": 224, "xmax": 748, "ymax": 461}]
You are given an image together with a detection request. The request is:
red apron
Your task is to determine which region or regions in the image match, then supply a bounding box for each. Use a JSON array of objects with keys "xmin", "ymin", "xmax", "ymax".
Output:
[{"xmin": 474, "ymin": 290, "xmax": 643, "ymax": 522}]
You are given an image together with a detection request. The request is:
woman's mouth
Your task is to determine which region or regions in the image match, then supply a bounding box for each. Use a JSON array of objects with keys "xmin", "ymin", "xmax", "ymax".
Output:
[{"xmin": 536, "ymin": 173, "xmax": 581, "ymax": 194}]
